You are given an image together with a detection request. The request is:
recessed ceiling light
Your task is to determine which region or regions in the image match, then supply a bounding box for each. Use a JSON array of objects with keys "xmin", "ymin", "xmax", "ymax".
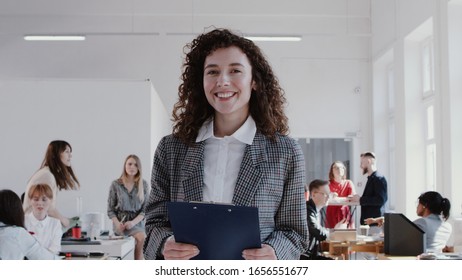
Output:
[
  {"xmin": 24, "ymin": 35, "xmax": 86, "ymax": 41},
  {"xmin": 244, "ymin": 36, "xmax": 302, "ymax": 42}
]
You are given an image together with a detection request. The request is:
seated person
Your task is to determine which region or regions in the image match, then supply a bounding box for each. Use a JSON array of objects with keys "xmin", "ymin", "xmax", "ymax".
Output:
[
  {"xmin": 365, "ymin": 191, "xmax": 452, "ymax": 253},
  {"xmin": 24, "ymin": 184, "xmax": 62, "ymax": 254},
  {"xmin": 301, "ymin": 179, "xmax": 343, "ymax": 260},
  {"xmin": 414, "ymin": 191, "xmax": 452, "ymax": 253},
  {"xmin": 0, "ymin": 189, "xmax": 60, "ymax": 260}
]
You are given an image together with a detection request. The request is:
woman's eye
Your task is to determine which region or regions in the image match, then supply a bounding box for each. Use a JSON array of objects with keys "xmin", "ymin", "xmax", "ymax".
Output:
[{"xmin": 206, "ymin": 70, "xmax": 218, "ymax": 75}]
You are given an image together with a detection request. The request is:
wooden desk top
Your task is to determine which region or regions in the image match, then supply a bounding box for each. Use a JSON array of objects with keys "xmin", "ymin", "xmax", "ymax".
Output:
[{"xmin": 377, "ymin": 254, "xmax": 417, "ymax": 260}]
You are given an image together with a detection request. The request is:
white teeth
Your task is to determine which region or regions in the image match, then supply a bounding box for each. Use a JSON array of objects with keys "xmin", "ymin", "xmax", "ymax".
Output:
[{"xmin": 216, "ymin": 92, "xmax": 234, "ymax": 98}]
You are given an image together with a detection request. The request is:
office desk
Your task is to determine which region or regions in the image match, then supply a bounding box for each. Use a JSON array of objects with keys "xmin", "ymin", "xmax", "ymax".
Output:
[
  {"xmin": 62, "ymin": 254, "xmax": 109, "ymax": 260},
  {"xmin": 379, "ymin": 252, "xmax": 462, "ymax": 260},
  {"xmin": 377, "ymin": 254, "xmax": 416, "ymax": 260},
  {"xmin": 61, "ymin": 237, "xmax": 135, "ymax": 260},
  {"xmin": 322, "ymin": 237, "xmax": 384, "ymax": 260}
]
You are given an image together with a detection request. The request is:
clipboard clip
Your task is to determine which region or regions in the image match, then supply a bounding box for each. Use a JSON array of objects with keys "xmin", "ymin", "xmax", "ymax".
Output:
[{"xmin": 189, "ymin": 200, "xmax": 235, "ymax": 206}]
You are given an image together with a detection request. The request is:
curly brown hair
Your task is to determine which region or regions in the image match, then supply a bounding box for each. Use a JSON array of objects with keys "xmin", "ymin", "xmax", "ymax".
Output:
[{"xmin": 172, "ymin": 28, "xmax": 289, "ymax": 144}]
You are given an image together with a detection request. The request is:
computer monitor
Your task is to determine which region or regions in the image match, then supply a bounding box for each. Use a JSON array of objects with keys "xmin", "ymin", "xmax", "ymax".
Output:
[{"xmin": 384, "ymin": 213, "xmax": 426, "ymax": 256}]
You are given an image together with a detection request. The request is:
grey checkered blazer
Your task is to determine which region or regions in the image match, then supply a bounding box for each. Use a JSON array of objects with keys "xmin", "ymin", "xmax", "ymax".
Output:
[{"xmin": 143, "ymin": 132, "xmax": 308, "ymax": 259}]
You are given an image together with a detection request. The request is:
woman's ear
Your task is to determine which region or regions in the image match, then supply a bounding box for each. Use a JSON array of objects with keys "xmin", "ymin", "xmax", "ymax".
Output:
[{"xmin": 251, "ymin": 80, "xmax": 257, "ymax": 91}]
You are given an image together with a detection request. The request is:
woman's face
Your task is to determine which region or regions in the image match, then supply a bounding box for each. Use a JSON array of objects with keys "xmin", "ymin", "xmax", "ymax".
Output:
[
  {"xmin": 416, "ymin": 201, "xmax": 425, "ymax": 217},
  {"xmin": 31, "ymin": 194, "xmax": 51, "ymax": 216},
  {"xmin": 203, "ymin": 46, "xmax": 255, "ymax": 121},
  {"xmin": 60, "ymin": 146, "xmax": 72, "ymax": 167},
  {"xmin": 333, "ymin": 163, "xmax": 345, "ymax": 178},
  {"xmin": 125, "ymin": 157, "xmax": 139, "ymax": 177}
]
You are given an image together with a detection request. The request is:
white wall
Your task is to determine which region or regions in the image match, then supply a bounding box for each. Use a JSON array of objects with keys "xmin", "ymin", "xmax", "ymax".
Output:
[
  {"xmin": 371, "ymin": 0, "xmax": 462, "ymax": 217},
  {"xmin": 447, "ymin": 1, "xmax": 462, "ymax": 216},
  {"xmin": 0, "ymin": 1, "xmax": 374, "ymax": 214},
  {"xmin": 0, "ymin": 79, "xmax": 170, "ymax": 229}
]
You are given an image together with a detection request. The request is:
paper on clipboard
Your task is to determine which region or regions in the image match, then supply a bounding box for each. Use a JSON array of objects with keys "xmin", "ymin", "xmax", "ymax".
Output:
[{"xmin": 167, "ymin": 201, "xmax": 261, "ymax": 260}]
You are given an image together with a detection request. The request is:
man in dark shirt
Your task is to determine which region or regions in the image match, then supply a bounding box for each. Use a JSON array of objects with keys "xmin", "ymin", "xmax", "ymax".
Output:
[
  {"xmin": 300, "ymin": 179, "xmax": 332, "ymax": 260},
  {"xmin": 350, "ymin": 152, "xmax": 388, "ymax": 225}
]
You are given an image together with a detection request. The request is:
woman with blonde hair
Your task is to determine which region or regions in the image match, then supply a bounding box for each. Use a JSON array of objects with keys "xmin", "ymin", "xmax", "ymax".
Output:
[{"xmin": 107, "ymin": 154, "xmax": 149, "ymax": 260}]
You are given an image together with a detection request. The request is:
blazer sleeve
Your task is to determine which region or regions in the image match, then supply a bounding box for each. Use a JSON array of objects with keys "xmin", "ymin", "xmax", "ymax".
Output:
[
  {"xmin": 262, "ymin": 139, "xmax": 308, "ymax": 259},
  {"xmin": 360, "ymin": 175, "xmax": 388, "ymax": 206},
  {"xmin": 143, "ymin": 137, "xmax": 174, "ymax": 259}
]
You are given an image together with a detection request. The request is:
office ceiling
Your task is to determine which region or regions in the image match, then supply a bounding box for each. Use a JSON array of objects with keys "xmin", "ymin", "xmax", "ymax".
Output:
[
  {"xmin": 0, "ymin": 0, "xmax": 370, "ymax": 36},
  {"xmin": 0, "ymin": 0, "xmax": 371, "ymax": 109}
]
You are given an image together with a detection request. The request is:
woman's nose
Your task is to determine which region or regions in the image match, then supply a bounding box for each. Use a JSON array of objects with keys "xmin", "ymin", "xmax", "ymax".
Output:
[{"xmin": 216, "ymin": 73, "xmax": 230, "ymax": 87}]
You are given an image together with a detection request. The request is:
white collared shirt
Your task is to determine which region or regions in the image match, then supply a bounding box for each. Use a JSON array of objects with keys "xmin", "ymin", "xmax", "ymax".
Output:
[
  {"xmin": 0, "ymin": 222, "xmax": 60, "ymax": 260},
  {"xmin": 196, "ymin": 116, "xmax": 256, "ymax": 203},
  {"xmin": 25, "ymin": 212, "xmax": 62, "ymax": 254}
]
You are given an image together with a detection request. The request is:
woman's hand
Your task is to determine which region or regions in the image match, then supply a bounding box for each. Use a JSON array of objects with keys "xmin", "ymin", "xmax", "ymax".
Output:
[
  {"xmin": 114, "ymin": 220, "xmax": 125, "ymax": 235},
  {"xmin": 334, "ymin": 218, "xmax": 348, "ymax": 229},
  {"xmin": 124, "ymin": 221, "xmax": 135, "ymax": 230},
  {"xmin": 162, "ymin": 236, "xmax": 200, "ymax": 260},
  {"xmin": 242, "ymin": 244, "xmax": 277, "ymax": 260}
]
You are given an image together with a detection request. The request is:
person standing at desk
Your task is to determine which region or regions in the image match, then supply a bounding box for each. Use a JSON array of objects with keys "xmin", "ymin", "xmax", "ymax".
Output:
[
  {"xmin": 350, "ymin": 152, "xmax": 387, "ymax": 225},
  {"xmin": 23, "ymin": 140, "xmax": 80, "ymax": 228},
  {"xmin": 326, "ymin": 161, "xmax": 356, "ymax": 228},
  {"xmin": 144, "ymin": 28, "xmax": 308, "ymax": 260},
  {"xmin": 107, "ymin": 154, "xmax": 149, "ymax": 260}
]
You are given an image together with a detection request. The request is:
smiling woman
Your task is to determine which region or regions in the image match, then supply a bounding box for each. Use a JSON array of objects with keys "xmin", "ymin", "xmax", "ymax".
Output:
[{"xmin": 144, "ymin": 28, "xmax": 308, "ymax": 260}]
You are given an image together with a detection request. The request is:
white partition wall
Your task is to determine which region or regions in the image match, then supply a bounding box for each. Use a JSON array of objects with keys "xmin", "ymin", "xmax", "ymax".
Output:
[{"xmin": 0, "ymin": 79, "xmax": 170, "ymax": 229}]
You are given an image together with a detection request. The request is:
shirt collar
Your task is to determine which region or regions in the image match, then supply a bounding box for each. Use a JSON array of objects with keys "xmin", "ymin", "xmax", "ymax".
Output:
[
  {"xmin": 195, "ymin": 115, "xmax": 256, "ymax": 145},
  {"xmin": 27, "ymin": 212, "xmax": 47, "ymax": 227}
]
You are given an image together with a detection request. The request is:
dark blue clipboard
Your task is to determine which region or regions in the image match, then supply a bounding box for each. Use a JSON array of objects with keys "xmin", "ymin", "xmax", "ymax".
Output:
[{"xmin": 167, "ymin": 201, "xmax": 261, "ymax": 260}]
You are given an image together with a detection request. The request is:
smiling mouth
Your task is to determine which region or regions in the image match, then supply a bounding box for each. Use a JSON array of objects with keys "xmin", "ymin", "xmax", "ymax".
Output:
[{"xmin": 215, "ymin": 92, "xmax": 236, "ymax": 98}]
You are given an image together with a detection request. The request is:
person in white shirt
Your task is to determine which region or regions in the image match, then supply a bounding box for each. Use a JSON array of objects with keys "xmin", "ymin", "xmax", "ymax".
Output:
[
  {"xmin": 23, "ymin": 140, "xmax": 80, "ymax": 228},
  {"xmin": 144, "ymin": 28, "xmax": 307, "ymax": 260},
  {"xmin": 0, "ymin": 189, "xmax": 60, "ymax": 260},
  {"xmin": 25, "ymin": 184, "xmax": 62, "ymax": 255}
]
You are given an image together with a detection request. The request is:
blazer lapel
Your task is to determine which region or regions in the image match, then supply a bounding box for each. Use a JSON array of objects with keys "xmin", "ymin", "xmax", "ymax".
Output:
[
  {"xmin": 181, "ymin": 141, "xmax": 204, "ymax": 202},
  {"xmin": 232, "ymin": 133, "xmax": 267, "ymax": 206}
]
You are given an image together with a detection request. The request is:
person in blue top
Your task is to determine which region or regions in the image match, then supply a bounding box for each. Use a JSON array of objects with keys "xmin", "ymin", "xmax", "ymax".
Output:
[{"xmin": 414, "ymin": 191, "xmax": 452, "ymax": 253}]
